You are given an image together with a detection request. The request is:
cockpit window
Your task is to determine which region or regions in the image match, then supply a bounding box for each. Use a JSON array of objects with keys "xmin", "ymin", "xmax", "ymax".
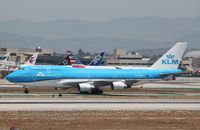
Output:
[
  {"xmin": 19, "ymin": 67, "xmax": 25, "ymax": 70},
  {"xmin": 0, "ymin": 56, "xmax": 7, "ymax": 61}
]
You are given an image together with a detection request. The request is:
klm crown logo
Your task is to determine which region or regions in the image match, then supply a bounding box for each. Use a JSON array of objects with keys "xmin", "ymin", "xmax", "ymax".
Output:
[
  {"xmin": 166, "ymin": 53, "xmax": 174, "ymax": 59},
  {"xmin": 162, "ymin": 53, "xmax": 179, "ymax": 65}
]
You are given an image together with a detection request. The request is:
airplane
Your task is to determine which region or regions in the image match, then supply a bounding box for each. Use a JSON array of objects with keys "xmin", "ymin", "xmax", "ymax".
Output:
[
  {"xmin": 193, "ymin": 68, "xmax": 200, "ymax": 76},
  {"xmin": 59, "ymin": 50, "xmax": 120, "ymax": 70},
  {"xmin": 6, "ymin": 42, "xmax": 187, "ymax": 94},
  {"xmin": 88, "ymin": 51, "xmax": 105, "ymax": 66},
  {"xmin": 0, "ymin": 52, "xmax": 38, "ymax": 69},
  {"xmin": 21, "ymin": 52, "xmax": 39, "ymax": 67},
  {"xmin": 58, "ymin": 51, "xmax": 105, "ymax": 67},
  {"xmin": 67, "ymin": 51, "xmax": 122, "ymax": 70},
  {"xmin": 0, "ymin": 52, "xmax": 10, "ymax": 61},
  {"xmin": 0, "ymin": 52, "xmax": 39, "ymax": 77},
  {"xmin": 0, "ymin": 52, "xmax": 16, "ymax": 71}
]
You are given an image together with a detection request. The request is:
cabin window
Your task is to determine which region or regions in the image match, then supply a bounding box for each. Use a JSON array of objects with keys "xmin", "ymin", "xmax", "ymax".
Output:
[{"xmin": 10, "ymin": 53, "xmax": 16, "ymax": 56}]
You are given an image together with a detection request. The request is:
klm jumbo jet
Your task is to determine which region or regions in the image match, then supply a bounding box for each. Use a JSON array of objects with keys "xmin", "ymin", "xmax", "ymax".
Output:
[{"xmin": 6, "ymin": 42, "xmax": 187, "ymax": 94}]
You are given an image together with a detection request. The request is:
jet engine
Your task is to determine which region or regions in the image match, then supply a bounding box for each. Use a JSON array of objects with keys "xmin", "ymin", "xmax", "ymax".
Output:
[
  {"xmin": 78, "ymin": 83, "xmax": 95, "ymax": 93},
  {"xmin": 111, "ymin": 81, "xmax": 127, "ymax": 90}
]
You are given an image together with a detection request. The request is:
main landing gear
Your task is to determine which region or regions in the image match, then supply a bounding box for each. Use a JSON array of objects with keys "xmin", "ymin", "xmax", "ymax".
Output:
[
  {"xmin": 91, "ymin": 88, "xmax": 103, "ymax": 94},
  {"xmin": 79, "ymin": 88, "xmax": 103, "ymax": 94},
  {"xmin": 24, "ymin": 88, "xmax": 29, "ymax": 94}
]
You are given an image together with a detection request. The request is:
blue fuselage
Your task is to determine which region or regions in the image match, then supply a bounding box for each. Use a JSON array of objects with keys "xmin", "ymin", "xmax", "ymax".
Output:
[{"xmin": 6, "ymin": 65, "xmax": 182, "ymax": 83}]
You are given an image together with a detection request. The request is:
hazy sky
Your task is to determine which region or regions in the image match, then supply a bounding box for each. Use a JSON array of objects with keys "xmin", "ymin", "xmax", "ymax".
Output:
[{"xmin": 0, "ymin": 0, "xmax": 200, "ymax": 21}]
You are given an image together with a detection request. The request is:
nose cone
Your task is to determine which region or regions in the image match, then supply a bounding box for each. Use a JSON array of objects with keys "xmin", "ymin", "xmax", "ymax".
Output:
[
  {"xmin": 6, "ymin": 72, "xmax": 15, "ymax": 82},
  {"xmin": 6, "ymin": 69, "xmax": 32, "ymax": 83}
]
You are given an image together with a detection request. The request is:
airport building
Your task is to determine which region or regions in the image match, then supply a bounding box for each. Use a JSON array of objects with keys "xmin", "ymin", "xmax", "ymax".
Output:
[
  {"xmin": 106, "ymin": 48, "xmax": 155, "ymax": 66},
  {"xmin": 36, "ymin": 55, "xmax": 64, "ymax": 65},
  {"xmin": 0, "ymin": 47, "xmax": 99, "ymax": 65},
  {"xmin": 1, "ymin": 46, "xmax": 199, "ymax": 71},
  {"xmin": 182, "ymin": 51, "xmax": 200, "ymax": 72}
]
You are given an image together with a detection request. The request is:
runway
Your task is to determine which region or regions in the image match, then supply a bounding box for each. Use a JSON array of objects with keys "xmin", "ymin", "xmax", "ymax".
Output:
[
  {"xmin": 0, "ymin": 98, "xmax": 200, "ymax": 111},
  {"xmin": 0, "ymin": 78, "xmax": 200, "ymax": 111}
]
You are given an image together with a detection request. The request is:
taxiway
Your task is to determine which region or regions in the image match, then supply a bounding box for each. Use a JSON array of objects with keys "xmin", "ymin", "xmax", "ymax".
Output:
[{"xmin": 0, "ymin": 98, "xmax": 200, "ymax": 111}]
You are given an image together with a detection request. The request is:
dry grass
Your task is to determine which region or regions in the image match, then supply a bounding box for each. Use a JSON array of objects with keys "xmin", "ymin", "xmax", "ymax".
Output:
[{"xmin": 0, "ymin": 111, "xmax": 200, "ymax": 130}]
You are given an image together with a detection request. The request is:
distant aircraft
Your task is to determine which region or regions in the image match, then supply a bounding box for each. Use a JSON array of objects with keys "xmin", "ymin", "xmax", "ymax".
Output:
[
  {"xmin": 0, "ymin": 52, "xmax": 10, "ymax": 61},
  {"xmin": 0, "ymin": 52, "xmax": 38, "ymax": 75},
  {"xmin": 0, "ymin": 52, "xmax": 39, "ymax": 77},
  {"xmin": 58, "ymin": 51, "xmax": 105, "ymax": 67},
  {"xmin": 194, "ymin": 69, "xmax": 200, "ymax": 75},
  {"xmin": 21, "ymin": 52, "xmax": 39, "ymax": 67},
  {"xmin": 0, "ymin": 52, "xmax": 16, "ymax": 71},
  {"xmin": 0, "ymin": 52, "xmax": 38, "ymax": 69},
  {"xmin": 88, "ymin": 51, "xmax": 105, "ymax": 66},
  {"xmin": 6, "ymin": 42, "xmax": 187, "ymax": 94}
]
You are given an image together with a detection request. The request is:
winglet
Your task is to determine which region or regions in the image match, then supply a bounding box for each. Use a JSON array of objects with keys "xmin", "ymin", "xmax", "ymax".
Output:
[{"xmin": 151, "ymin": 42, "xmax": 187, "ymax": 69}]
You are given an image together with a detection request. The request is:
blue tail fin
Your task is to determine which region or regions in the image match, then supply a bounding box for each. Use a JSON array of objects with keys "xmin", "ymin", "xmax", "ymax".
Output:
[{"xmin": 88, "ymin": 51, "xmax": 105, "ymax": 66}]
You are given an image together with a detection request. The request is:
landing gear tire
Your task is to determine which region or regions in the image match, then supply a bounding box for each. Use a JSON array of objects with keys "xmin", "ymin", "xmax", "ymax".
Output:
[
  {"xmin": 24, "ymin": 88, "xmax": 29, "ymax": 94},
  {"xmin": 127, "ymin": 85, "xmax": 132, "ymax": 88},
  {"xmin": 91, "ymin": 88, "xmax": 103, "ymax": 94}
]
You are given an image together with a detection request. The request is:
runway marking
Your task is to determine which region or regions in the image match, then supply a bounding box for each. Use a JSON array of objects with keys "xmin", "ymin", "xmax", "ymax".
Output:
[
  {"xmin": 1, "ymin": 99, "xmax": 200, "ymax": 104},
  {"xmin": 0, "ymin": 99, "xmax": 200, "ymax": 111},
  {"xmin": 1, "ymin": 93, "xmax": 200, "ymax": 98},
  {"xmin": 0, "ymin": 101, "xmax": 200, "ymax": 104}
]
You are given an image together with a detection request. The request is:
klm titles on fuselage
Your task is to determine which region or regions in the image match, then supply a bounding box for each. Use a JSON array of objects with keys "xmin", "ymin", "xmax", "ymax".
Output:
[{"xmin": 162, "ymin": 53, "xmax": 179, "ymax": 65}]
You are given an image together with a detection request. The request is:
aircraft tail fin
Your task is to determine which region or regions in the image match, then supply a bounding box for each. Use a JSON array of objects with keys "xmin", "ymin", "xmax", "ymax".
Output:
[
  {"xmin": 88, "ymin": 51, "xmax": 105, "ymax": 66},
  {"xmin": 0, "ymin": 52, "xmax": 10, "ymax": 61},
  {"xmin": 24, "ymin": 52, "xmax": 39, "ymax": 66},
  {"xmin": 62, "ymin": 50, "xmax": 85, "ymax": 68},
  {"xmin": 58, "ymin": 55, "xmax": 71, "ymax": 65},
  {"xmin": 151, "ymin": 42, "xmax": 187, "ymax": 69},
  {"xmin": 66, "ymin": 50, "xmax": 82, "ymax": 65}
]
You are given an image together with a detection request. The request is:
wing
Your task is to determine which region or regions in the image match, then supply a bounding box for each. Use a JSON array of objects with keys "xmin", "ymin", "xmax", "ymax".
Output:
[{"xmin": 57, "ymin": 79, "xmax": 158, "ymax": 88}]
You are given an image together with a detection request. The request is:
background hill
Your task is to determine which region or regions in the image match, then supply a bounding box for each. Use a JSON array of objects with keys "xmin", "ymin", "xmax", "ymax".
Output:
[{"xmin": 0, "ymin": 17, "xmax": 199, "ymax": 53}]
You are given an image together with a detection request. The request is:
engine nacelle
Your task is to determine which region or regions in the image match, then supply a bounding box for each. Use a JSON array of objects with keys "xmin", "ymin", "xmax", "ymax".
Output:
[
  {"xmin": 111, "ymin": 81, "xmax": 127, "ymax": 90},
  {"xmin": 78, "ymin": 83, "xmax": 95, "ymax": 93}
]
